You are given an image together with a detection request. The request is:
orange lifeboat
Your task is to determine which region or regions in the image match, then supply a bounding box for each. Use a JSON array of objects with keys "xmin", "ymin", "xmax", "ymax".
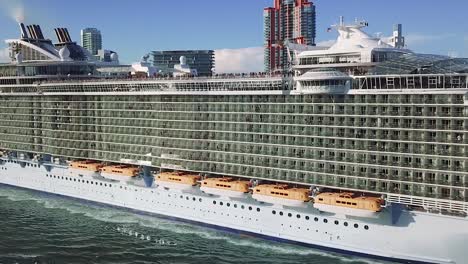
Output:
[
  {"xmin": 100, "ymin": 164, "xmax": 139, "ymax": 181},
  {"xmin": 252, "ymin": 184, "xmax": 311, "ymax": 207},
  {"xmin": 70, "ymin": 160, "xmax": 103, "ymax": 172},
  {"xmin": 155, "ymin": 171, "xmax": 200, "ymax": 190},
  {"xmin": 314, "ymin": 192, "xmax": 383, "ymax": 217},
  {"xmin": 200, "ymin": 177, "xmax": 250, "ymax": 197}
]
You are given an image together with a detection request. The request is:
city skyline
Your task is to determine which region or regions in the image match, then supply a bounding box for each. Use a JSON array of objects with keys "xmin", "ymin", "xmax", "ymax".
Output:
[{"xmin": 0, "ymin": 0, "xmax": 467, "ymax": 73}]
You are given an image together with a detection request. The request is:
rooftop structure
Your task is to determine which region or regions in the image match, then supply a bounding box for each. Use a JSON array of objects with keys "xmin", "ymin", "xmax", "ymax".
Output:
[
  {"xmin": 150, "ymin": 50, "xmax": 214, "ymax": 77},
  {"xmin": 295, "ymin": 18, "xmax": 411, "ymax": 75},
  {"xmin": 264, "ymin": 0, "xmax": 316, "ymax": 73}
]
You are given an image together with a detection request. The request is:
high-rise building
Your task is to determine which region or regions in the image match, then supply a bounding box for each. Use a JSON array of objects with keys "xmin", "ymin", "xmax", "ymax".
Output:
[
  {"xmin": 264, "ymin": 0, "xmax": 316, "ymax": 73},
  {"xmin": 81, "ymin": 28, "xmax": 102, "ymax": 56},
  {"xmin": 150, "ymin": 50, "xmax": 215, "ymax": 76}
]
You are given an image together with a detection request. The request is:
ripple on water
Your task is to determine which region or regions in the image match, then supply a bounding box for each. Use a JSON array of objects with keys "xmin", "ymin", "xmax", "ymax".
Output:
[{"xmin": 0, "ymin": 186, "xmax": 393, "ymax": 264}]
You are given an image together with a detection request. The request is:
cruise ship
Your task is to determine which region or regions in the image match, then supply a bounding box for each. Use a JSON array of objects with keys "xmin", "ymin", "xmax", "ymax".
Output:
[{"xmin": 0, "ymin": 19, "xmax": 467, "ymax": 264}]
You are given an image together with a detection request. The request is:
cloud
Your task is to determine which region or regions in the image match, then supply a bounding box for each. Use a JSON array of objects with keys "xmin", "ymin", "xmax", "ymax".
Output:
[
  {"xmin": 0, "ymin": 48, "xmax": 9, "ymax": 63},
  {"xmin": 215, "ymin": 47, "xmax": 264, "ymax": 73},
  {"xmin": 0, "ymin": 0, "xmax": 25, "ymax": 22}
]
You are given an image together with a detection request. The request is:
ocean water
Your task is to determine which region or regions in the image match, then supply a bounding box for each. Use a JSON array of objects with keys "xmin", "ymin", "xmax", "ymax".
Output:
[{"xmin": 0, "ymin": 186, "xmax": 391, "ymax": 264}]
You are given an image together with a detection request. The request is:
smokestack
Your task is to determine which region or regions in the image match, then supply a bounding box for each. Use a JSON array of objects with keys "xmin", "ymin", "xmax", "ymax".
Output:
[
  {"xmin": 34, "ymin": 25, "xmax": 45, "ymax": 40},
  {"xmin": 59, "ymin": 28, "xmax": 67, "ymax": 42},
  {"xmin": 63, "ymin": 28, "xmax": 72, "ymax": 42},
  {"xmin": 54, "ymin": 28, "xmax": 63, "ymax": 43},
  {"xmin": 19, "ymin": 23, "xmax": 29, "ymax": 39},
  {"xmin": 27, "ymin": 25, "xmax": 37, "ymax": 39}
]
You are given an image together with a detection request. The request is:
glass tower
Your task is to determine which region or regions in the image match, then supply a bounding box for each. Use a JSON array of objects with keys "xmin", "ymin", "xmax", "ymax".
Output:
[
  {"xmin": 81, "ymin": 28, "xmax": 102, "ymax": 56},
  {"xmin": 264, "ymin": 0, "xmax": 316, "ymax": 73}
]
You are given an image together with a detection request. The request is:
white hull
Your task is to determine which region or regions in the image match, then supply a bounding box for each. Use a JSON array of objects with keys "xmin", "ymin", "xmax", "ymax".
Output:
[
  {"xmin": 200, "ymin": 186, "xmax": 248, "ymax": 198},
  {"xmin": 252, "ymin": 193, "xmax": 309, "ymax": 208},
  {"xmin": 0, "ymin": 160, "xmax": 467, "ymax": 264},
  {"xmin": 314, "ymin": 203, "xmax": 380, "ymax": 218},
  {"xmin": 154, "ymin": 180, "xmax": 196, "ymax": 191}
]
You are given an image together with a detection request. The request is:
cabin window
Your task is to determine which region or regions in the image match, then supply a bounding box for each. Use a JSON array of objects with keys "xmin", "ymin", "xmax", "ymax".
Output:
[
  {"xmin": 234, "ymin": 204, "xmax": 237, "ymax": 208},
  {"xmin": 344, "ymin": 222, "xmax": 348, "ymax": 227},
  {"xmin": 314, "ymin": 217, "xmax": 318, "ymax": 222},
  {"xmin": 213, "ymin": 201, "xmax": 217, "ymax": 205},
  {"xmin": 204, "ymin": 182, "xmax": 207, "ymax": 185},
  {"xmin": 248, "ymin": 206, "xmax": 252, "ymax": 211},
  {"xmin": 272, "ymin": 210, "xmax": 277, "ymax": 215},
  {"xmin": 318, "ymin": 198, "xmax": 323, "ymax": 201},
  {"xmin": 305, "ymin": 216, "xmax": 310, "ymax": 220},
  {"xmin": 256, "ymin": 208, "xmax": 260, "ymax": 212},
  {"xmin": 256, "ymin": 189, "xmax": 260, "ymax": 192},
  {"xmin": 323, "ymin": 219, "xmax": 328, "ymax": 223},
  {"xmin": 288, "ymin": 213, "xmax": 292, "ymax": 217},
  {"xmin": 296, "ymin": 214, "xmax": 301, "ymax": 219},
  {"xmin": 220, "ymin": 202, "xmax": 223, "ymax": 206},
  {"xmin": 199, "ymin": 198, "xmax": 202, "ymax": 202},
  {"xmin": 241, "ymin": 205, "xmax": 245, "ymax": 209},
  {"xmin": 227, "ymin": 203, "xmax": 231, "ymax": 207},
  {"xmin": 364, "ymin": 225, "xmax": 369, "ymax": 230},
  {"xmin": 279, "ymin": 212, "xmax": 284, "ymax": 216},
  {"xmin": 354, "ymin": 224, "xmax": 359, "ymax": 228},
  {"xmin": 334, "ymin": 220, "xmax": 339, "ymax": 225}
]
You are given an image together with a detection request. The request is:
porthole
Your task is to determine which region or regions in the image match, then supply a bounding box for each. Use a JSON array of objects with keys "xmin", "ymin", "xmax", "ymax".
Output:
[
  {"xmin": 186, "ymin": 196, "xmax": 189, "ymax": 200},
  {"xmin": 213, "ymin": 201, "xmax": 217, "ymax": 205},
  {"xmin": 192, "ymin": 197, "xmax": 196, "ymax": 201},
  {"xmin": 227, "ymin": 203, "xmax": 230, "ymax": 207},
  {"xmin": 305, "ymin": 216, "xmax": 310, "ymax": 220},
  {"xmin": 314, "ymin": 217, "xmax": 318, "ymax": 222},
  {"xmin": 199, "ymin": 198, "xmax": 202, "ymax": 202},
  {"xmin": 241, "ymin": 205, "xmax": 245, "ymax": 209},
  {"xmin": 256, "ymin": 208, "xmax": 260, "ymax": 212},
  {"xmin": 296, "ymin": 214, "xmax": 301, "ymax": 219},
  {"xmin": 323, "ymin": 219, "xmax": 328, "ymax": 223},
  {"xmin": 334, "ymin": 220, "xmax": 339, "ymax": 225},
  {"xmin": 279, "ymin": 211, "xmax": 284, "ymax": 216},
  {"xmin": 288, "ymin": 213, "xmax": 292, "ymax": 217},
  {"xmin": 180, "ymin": 195, "xmax": 183, "ymax": 199},
  {"xmin": 272, "ymin": 210, "xmax": 276, "ymax": 215},
  {"xmin": 220, "ymin": 202, "xmax": 224, "ymax": 206},
  {"xmin": 354, "ymin": 224, "xmax": 359, "ymax": 228},
  {"xmin": 234, "ymin": 204, "xmax": 237, "ymax": 208},
  {"xmin": 344, "ymin": 222, "xmax": 348, "ymax": 227},
  {"xmin": 248, "ymin": 206, "xmax": 252, "ymax": 211},
  {"xmin": 364, "ymin": 225, "xmax": 369, "ymax": 230}
]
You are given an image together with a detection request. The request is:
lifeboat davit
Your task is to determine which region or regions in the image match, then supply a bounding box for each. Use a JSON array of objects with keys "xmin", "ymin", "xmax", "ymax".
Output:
[
  {"xmin": 252, "ymin": 184, "xmax": 311, "ymax": 207},
  {"xmin": 155, "ymin": 171, "xmax": 199, "ymax": 190},
  {"xmin": 200, "ymin": 177, "xmax": 249, "ymax": 198},
  {"xmin": 314, "ymin": 192, "xmax": 383, "ymax": 217},
  {"xmin": 100, "ymin": 164, "xmax": 139, "ymax": 182}
]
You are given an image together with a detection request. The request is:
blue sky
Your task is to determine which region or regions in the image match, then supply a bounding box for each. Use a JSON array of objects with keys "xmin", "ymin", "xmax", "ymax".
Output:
[{"xmin": 0, "ymin": 0, "xmax": 467, "ymax": 72}]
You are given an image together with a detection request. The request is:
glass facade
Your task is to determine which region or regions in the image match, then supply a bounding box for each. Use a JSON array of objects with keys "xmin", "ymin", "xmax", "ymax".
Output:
[{"xmin": 0, "ymin": 88, "xmax": 466, "ymax": 203}]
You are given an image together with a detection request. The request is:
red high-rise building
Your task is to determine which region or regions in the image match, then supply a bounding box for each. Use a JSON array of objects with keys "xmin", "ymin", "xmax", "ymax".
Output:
[{"xmin": 264, "ymin": 0, "xmax": 316, "ymax": 73}]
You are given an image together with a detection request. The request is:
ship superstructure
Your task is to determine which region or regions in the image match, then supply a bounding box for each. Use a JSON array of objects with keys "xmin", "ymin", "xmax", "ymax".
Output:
[{"xmin": 0, "ymin": 20, "xmax": 467, "ymax": 264}]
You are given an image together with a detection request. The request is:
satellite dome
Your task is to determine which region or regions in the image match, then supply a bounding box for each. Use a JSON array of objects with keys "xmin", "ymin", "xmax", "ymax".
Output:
[
  {"xmin": 180, "ymin": 56, "xmax": 187, "ymax": 65},
  {"xmin": 59, "ymin": 46, "xmax": 70, "ymax": 61},
  {"xmin": 110, "ymin": 52, "xmax": 119, "ymax": 62}
]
